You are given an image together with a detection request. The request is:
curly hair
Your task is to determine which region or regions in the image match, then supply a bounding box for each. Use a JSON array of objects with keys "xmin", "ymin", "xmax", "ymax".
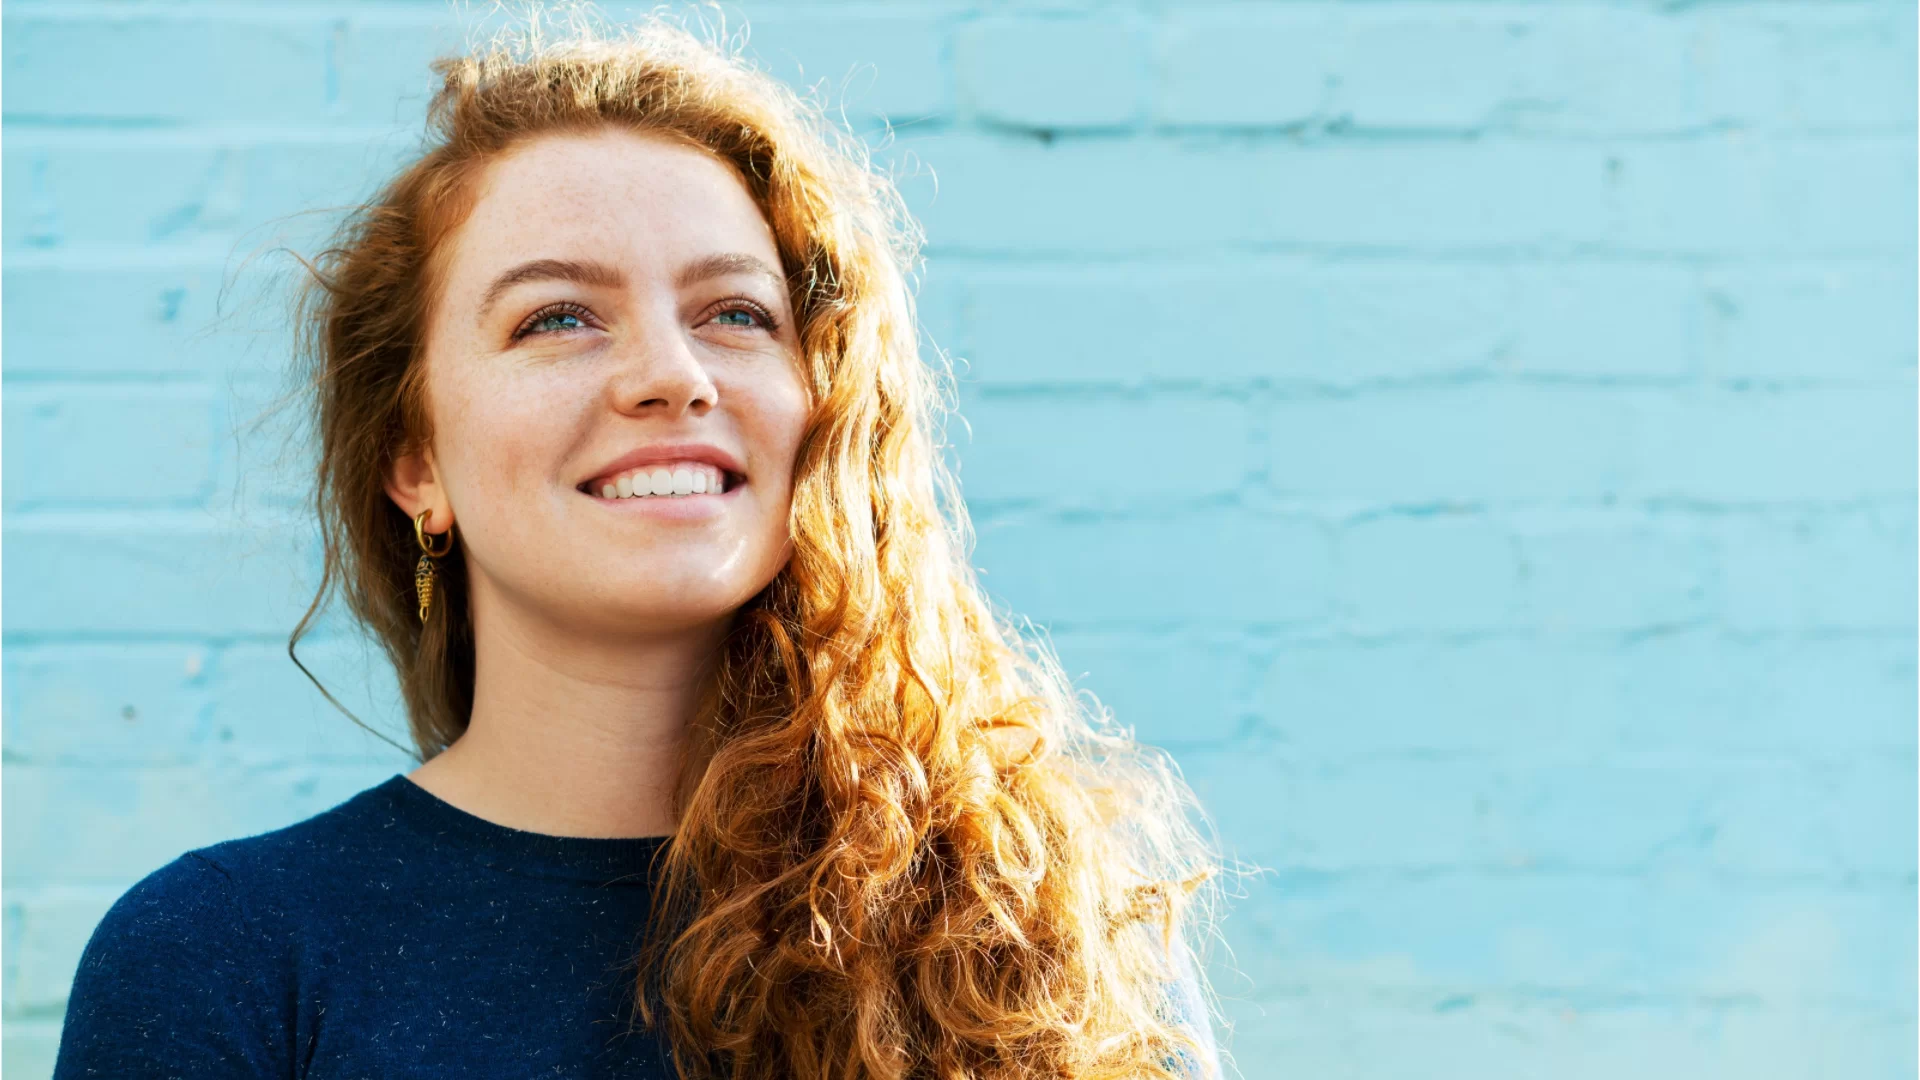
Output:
[{"xmin": 287, "ymin": 8, "xmax": 1224, "ymax": 1079}]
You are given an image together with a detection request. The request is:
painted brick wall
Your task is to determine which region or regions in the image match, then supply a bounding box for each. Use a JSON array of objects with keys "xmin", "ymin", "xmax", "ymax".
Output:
[{"xmin": 4, "ymin": 3, "xmax": 1915, "ymax": 1077}]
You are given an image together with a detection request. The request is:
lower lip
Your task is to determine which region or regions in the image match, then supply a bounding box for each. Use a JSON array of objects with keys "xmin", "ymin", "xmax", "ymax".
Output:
[{"xmin": 579, "ymin": 481, "xmax": 741, "ymax": 522}]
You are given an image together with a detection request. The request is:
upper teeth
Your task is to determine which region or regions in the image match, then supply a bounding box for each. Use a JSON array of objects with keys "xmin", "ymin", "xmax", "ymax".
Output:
[{"xmin": 594, "ymin": 462, "xmax": 727, "ymax": 500}]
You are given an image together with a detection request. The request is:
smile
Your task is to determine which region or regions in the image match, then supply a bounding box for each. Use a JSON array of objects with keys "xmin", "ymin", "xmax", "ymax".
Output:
[{"xmin": 575, "ymin": 460, "xmax": 741, "ymax": 501}]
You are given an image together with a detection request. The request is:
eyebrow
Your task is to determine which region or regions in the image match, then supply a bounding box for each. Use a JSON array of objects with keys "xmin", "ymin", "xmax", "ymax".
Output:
[{"xmin": 475, "ymin": 253, "xmax": 787, "ymax": 323}]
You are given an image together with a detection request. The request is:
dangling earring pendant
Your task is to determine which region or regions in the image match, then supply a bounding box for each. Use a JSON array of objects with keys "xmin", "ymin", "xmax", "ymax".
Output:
[
  {"xmin": 414, "ymin": 552, "xmax": 436, "ymax": 624},
  {"xmin": 413, "ymin": 510, "xmax": 454, "ymax": 624}
]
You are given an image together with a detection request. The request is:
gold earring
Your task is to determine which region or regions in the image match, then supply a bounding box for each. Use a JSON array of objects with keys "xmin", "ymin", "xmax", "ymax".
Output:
[{"xmin": 413, "ymin": 510, "xmax": 454, "ymax": 624}]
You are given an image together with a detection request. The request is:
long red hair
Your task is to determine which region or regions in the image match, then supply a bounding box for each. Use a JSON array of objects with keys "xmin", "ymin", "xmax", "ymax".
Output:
[{"xmin": 288, "ymin": 10, "xmax": 1224, "ymax": 1078}]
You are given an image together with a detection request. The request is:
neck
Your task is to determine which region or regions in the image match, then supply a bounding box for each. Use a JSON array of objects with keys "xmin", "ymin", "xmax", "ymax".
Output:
[{"xmin": 407, "ymin": 582, "xmax": 729, "ymax": 839}]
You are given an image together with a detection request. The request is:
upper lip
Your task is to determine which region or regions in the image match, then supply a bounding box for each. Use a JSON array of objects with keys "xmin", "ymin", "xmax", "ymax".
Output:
[{"xmin": 576, "ymin": 443, "xmax": 746, "ymax": 489}]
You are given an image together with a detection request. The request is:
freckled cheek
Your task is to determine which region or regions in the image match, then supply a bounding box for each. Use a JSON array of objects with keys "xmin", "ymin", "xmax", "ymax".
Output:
[
  {"xmin": 739, "ymin": 378, "xmax": 810, "ymax": 500},
  {"xmin": 434, "ymin": 368, "xmax": 581, "ymax": 501}
]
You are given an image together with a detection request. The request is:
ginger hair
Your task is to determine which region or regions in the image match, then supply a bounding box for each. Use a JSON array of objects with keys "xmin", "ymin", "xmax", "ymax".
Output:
[{"xmin": 288, "ymin": 9, "xmax": 1223, "ymax": 1078}]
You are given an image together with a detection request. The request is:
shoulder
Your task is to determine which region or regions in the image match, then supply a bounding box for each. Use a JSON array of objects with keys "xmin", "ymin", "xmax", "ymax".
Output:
[
  {"xmin": 74, "ymin": 772, "xmax": 411, "ymax": 970},
  {"xmin": 55, "ymin": 853, "xmax": 291, "ymax": 1077},
  {"xmin": 71, "ymin": 779, "xmax": 388, "ymax": 987},
  {"xmin": 53, "ymin": 777, "xmax": 403, "ymax": 1078},
  {"xmin": 82, "ymin": 849, "xmax": 251, "ymax": 950},
  {"xmin": 189, "ymin": 773, "xmax": 404, "ymax": 886},
  {"xmin": 99, "ymin": 774, "xmax": 402, "ymax": 932}
]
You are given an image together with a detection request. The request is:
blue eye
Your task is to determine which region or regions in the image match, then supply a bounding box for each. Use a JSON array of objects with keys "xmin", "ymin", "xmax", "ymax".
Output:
[
  {"xmin": 710, "ymin": 299, "xmax": 779, "ymax": 333},
  {"xmin": 531, "ymin": 312, "xmax": 582, "ymax": 333},
  {"xmin": 513, "ymin": 302, "xmax": 594, "ymax": 339}
]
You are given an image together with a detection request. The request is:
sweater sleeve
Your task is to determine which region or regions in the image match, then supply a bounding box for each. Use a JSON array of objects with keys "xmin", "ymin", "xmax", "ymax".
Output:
[{"xmin": 52, "ymin": 852, "xmax": 293, "ymax": 1080}]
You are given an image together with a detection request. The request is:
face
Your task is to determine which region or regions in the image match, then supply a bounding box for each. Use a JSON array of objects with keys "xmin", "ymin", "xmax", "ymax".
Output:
[{"xmin": 393, "ymin": 127, "xmax": 810, "ymax": 639}]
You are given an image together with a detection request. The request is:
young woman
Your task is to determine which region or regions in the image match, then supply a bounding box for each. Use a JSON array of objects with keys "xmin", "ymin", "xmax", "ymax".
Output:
[{"xmin": 53, "ymin": 18, "xmax": 1223, "ymax": 1080}]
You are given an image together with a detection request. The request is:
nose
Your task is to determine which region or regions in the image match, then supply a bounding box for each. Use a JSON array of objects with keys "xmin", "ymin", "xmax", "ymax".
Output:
[{"xmin": 607, "ymin": 321, "xmax": 717, "ymax": 418}]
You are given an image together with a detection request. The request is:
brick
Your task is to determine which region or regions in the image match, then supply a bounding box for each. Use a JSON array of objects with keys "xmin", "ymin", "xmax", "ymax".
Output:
[
  {"xmin": 1245, "ymin": 142, "xmax": 1613, "ymax": 252},
  {"xmin": 2, "ymin": 644, "xmax": 210, "ymax": 766},
  {"xmin": 1607, "ymin": 137, "xmax": 1918, "ymax": 258},
  {"xmin": 212, "ymin": 375, "xmax": 321, "ymax": 516},
  {"xmin": 2, "ymin": 518, "xmax": 322, "ymax": 636},
  {"xmin": 887, "ymin": 134, "xmax": 1613, "ymax": 256},
  {"xmin": 1192, "ymin": 748, "xmax": 1913, "ymax": 877},
  {"xmin": 1333, "ymin": 11, "xmax": 1532, "ymax": 131},
  {"xmin": 1218, "ymin": 994, "xmax": 1916, "ymax": 1078},
  {"xmin": 913, "ymin": 261, "xmax": 965, "ymax": 365},
  {"xmin": 0, "ymin": 135, "xmax": 415, "ymax": 251},
  {"xmin": 2, "ymin": 12, "xmax": 333, "ymax": 125},
  {"xmin": 952, "ymin": 392, "xmax": 1253, "ymax": 504},
  {"xmin": 1266, "ymin": 384, "xmax": 1917, "ymax": 506},
  {"xmin": 1720, "ymin": 506, "xmax": 1918, "ymax": 632},
  {"xmin": 1336, "ymin": 514, "xmax": 1522, "ymax": 633},
  {"xmin": 742, "ymin": 10, "xmax": 949, "ymax": 121},
  {"xmin": 2, "ymin": 637, "xmax": 413, "ymax": 770},
  {"xmin": 1706, "ymin": 757, "xmax": 1917, "ymax": 879},
  {"xmin": 957, "ymin": 262, "xmax": 1697, "ymax": 387},
  {"xmin": 1266, "ymin": 386, "xmax": 1646, "ymax": 504},
  {"xmin": 1, "ymin": 386, "xmax": 217, "ymax": 510},
  {"xmin": 1703, "ymin": 264, "xmax": 1919, "ymax": 381},
  {"xmin": 329, "ymin": 7, "xmax": 467, "ymax": 129},
  {"xmin": 1638, "ymin": 385, "xmax": 1917, "ymax": 503},
  {"xmin": 1500, "ymin": 264, "xmax": 1698, "ymax": 380},
  {"xmin": 1, "ymin": 258, "xmax": 284, "ymax": 378},
  {"xmin": 1047, "ymin": 631, "xmax": 1253, "ymax": 746},
  {"xmin": 957, "ymin": 262, "xmax": 1504, "ymax": 387},
  {"xmin": 1512, "ymin": 9, "xmax": 1699, "ymax": 135},
  {"xmin": 1202, "ymin": 866, "xmax": 1915, "ymax": 1010},
  {"xmin": 956, "ymin": 16, "xmax": 1146, "ymax": 129},
  {"xmin": 1694, "ymin": 12, "xmax": 1794, "ymax": 130},
  {"xmin": 1777, "ymin": 7, "xmax": 1920, "ymax": 134},
  {"xmin": 969, "ymin": 510, "xmax": 1333, "ymax": 627},
  {"xmin": 5, "ymin": 886, "xmax": 119, "ymax": 1015},
  {"xmin": 1158, "ymin": 8, "xmax": 1752, "ymax": 138},
  {"xmin": 1156, "ymin": 11, "xmax": 1330, "ymax": 127},
  {"xmin": 1256, "ymin": 633, "xmax": 1917, "ymax": 761},
  {"xmin": 1513, "ymin": 512, "xmax": 1714, "ymax": 633}
]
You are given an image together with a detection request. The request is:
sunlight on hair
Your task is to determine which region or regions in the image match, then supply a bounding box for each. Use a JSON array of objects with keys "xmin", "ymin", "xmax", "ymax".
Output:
[{"xmin": 282, "ymin": 3, "xmax": 1246, "ymax": 1076}]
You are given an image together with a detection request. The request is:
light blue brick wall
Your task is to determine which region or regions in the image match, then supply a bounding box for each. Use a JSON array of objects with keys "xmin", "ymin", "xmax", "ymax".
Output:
[{"xmin": 4, "ymin": 3, "xmax": 1915, "ymax": 1077}]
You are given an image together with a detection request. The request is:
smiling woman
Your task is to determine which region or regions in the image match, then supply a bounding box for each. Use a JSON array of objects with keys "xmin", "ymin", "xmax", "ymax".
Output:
[{"xmin": 51, "ymin": 13, "xmax": 1224, "ymax": 1080}]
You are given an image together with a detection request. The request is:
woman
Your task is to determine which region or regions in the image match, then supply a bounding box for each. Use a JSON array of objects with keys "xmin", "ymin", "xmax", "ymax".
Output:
[{"xmin": 53, "ymin": 16, "xmax": 1223, "ymax": 1080}]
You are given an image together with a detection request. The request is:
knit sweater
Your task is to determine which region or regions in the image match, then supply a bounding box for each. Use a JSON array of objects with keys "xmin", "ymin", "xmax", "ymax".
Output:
[{"xmin": 52, "ymin": 772, "xmax": 1218, "ymax": 1078}]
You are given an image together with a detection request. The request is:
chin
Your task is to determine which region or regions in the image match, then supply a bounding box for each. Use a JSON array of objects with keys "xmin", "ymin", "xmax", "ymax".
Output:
[{"xmin": 586, "ymin": 576, "xmax": 765, "ymax": 629}]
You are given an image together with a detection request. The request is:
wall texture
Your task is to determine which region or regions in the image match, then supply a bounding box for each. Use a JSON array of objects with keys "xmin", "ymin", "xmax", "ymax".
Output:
[{"xmin": 3, "ymin": 2, "xmax": 1915, "ymax": 1077}]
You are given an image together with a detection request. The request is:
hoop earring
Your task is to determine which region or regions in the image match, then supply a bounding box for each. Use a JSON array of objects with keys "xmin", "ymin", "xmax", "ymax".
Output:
[{"xmin": 413, "ymin": 510, "xmax": 454, "ymax": 624}]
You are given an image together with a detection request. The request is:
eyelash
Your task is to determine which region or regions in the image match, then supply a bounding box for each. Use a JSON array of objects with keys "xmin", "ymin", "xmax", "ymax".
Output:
[{"xmin": 510, "ymin": 297, "xmax": 780, "ymax": 339}]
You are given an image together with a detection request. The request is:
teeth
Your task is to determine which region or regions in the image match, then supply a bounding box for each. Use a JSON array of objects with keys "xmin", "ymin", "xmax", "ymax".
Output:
[{"xmin": 588, "ymin": 462, "xmax": 729, "ymax": 500}]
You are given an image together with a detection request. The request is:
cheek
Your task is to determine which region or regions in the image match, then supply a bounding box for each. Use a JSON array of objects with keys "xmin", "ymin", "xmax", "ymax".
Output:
[
  {"xmin": 760, "ymin": 371, "xmax": 813, "ymax": 482},
  {"xmin": 429, "ymin": 364, "xmax": 577, "ymax": 501}
]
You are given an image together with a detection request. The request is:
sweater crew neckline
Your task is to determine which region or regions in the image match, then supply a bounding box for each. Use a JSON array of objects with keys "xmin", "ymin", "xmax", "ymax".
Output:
[{"xmin": 371, "ymin": 773, "xmax": 671, "ymax": 885}]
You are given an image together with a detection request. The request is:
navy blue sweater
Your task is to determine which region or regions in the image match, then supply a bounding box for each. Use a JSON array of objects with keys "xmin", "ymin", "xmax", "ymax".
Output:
[{"xmin": 54, "ymin": 772, "xmax": 1218, "ymax": 1078}]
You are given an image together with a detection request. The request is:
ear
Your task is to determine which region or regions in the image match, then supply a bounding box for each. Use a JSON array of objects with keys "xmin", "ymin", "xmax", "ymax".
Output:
[{"xmin": 385, "ymin": 442, "xmax": 452, "ymax": 534}]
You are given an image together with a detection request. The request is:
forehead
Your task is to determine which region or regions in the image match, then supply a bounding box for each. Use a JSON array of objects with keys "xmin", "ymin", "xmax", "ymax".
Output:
[{"xmin": 439, "ymin": 128, "xmax": 779, "ymax": 299}]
